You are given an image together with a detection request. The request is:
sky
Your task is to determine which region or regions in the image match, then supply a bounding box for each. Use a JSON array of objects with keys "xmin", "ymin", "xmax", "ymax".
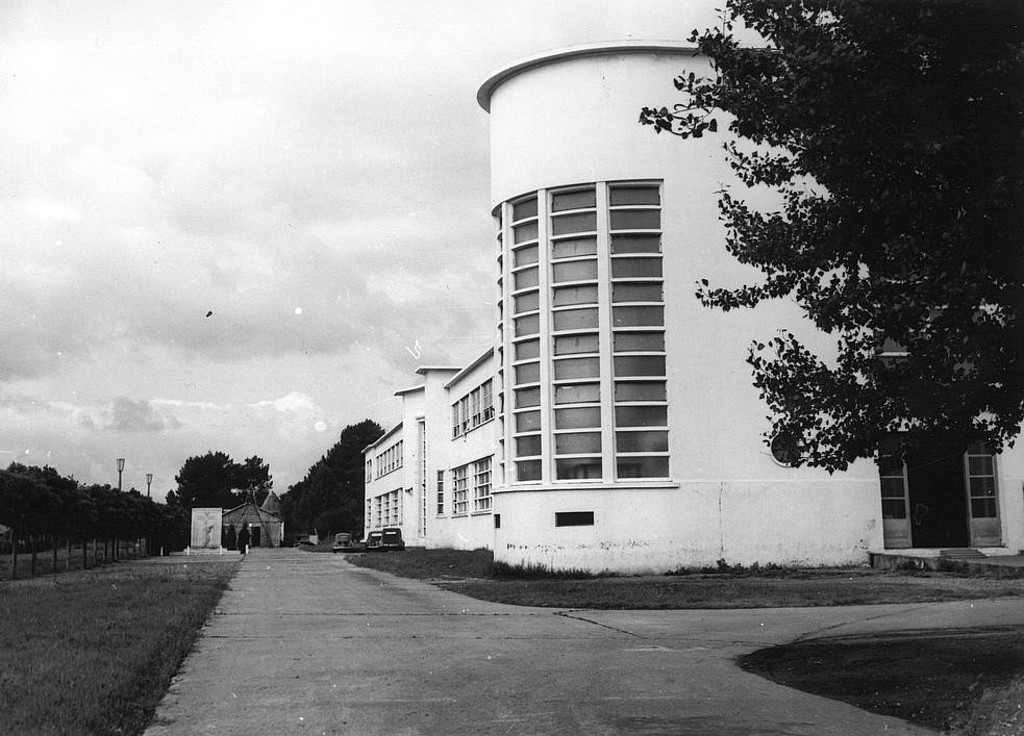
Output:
[{"xmin": 0, "ymin": 0, "xmax": 719, "ymax": 500}]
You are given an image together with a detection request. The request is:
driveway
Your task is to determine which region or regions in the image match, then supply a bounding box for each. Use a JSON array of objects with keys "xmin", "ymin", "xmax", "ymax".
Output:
[{"xmin": 144, "ymin": 548, "xmax": 1018, "ymax": 736}]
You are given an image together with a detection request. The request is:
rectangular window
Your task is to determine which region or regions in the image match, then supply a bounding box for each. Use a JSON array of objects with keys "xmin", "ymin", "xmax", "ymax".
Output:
[
  {"xmin": 612, "ymin": 283, "xmax": 663, "ymax": 303},
  {"xmin": 610, "ymin": 209, "xmax": 660, "ymax": 230},
  {"xmin": 513, "ymin": 244, "xmax": 539, "ymax": 267},
  {"xmin": 514, "ymin": 314, "xmax": 540, "ymax": 337},
  {"xmin": 555, "ymin": 432, "xmax": 602, "ymax": 454},
  {"xmin": 515, "ymin": 338, "xmax": 540, "ymax": 361},
  {"xmin": 613, "ymin": 306, "xmax": 664, "ymax": 327},
  {"xmin": 614, "ymin": 355, "xmax": 666, "ymax": 377},
  {"xmin": 436, "ymin": 470, "xmax": 445, "ymax": 515},
  {"xmin": 877, "ymin": 437, "xmax": 908, "ymax": 520},
  {"xmin": 473, "ymin": 457, "xmax": 492, "ymax": 512},
  {"xmin": 515, "ymin": 410, "xmax": 541, "ymax": 432},
  {"xmin": 554, "ymin": 383, "xmax": 600, "ymax": 405},
  {"xmin": 615, "ymin": 405, "xmax": 668, "ymax": 427},
  {"xmin": 614, "ymin": 332, "xmax": 665, "ymax": 352},
  {"xmin": 514, "ymin": 267, "xmax": 539, "ymax": 290},
  {"xmin": 552, "ymin": 356, "xmax": 600, "ymax": 380},
  {"xmin": 516, "ymin": 459, "xmax": 541, "ymax": 481},
  {"xmin": 554, "ymin": 334, "xmax": 599, "ymax": 355},
  {"xmin": 552, "ymin": 308, "xmax": 599, "ymax": 332},
  {"xmin": 552, "ymin": 285, "xmax": 599, "ymax": 307},
  {"xmin": 512, "ymin": 197, "xmax": 537, "ymax": 221},
  {"xmin": 552, "ymin": 237, "xmax": 598, "ymax": 260},
  {"xmin": 609, "ymin": 186, "xmax": 660, "ymax": 206},
  {"xmin": 554, "ymin": 406, "xmax": 602, "ymax": 430},
  {"xmin": 514, "ymin": 291, "xmax": 540, "ymax": 313},
  {"xmin": 551, "ymin": 211, "xmax": 597, "ymax": 235},
  {"xmin": 513, "ymin": 221, "xmax": 538, "ymax": 243},
  {"xmin": 551, "ymin": 188, "xmax": 596, "ymax": 212},
  {"xmin": 611, "ymin": 234, "xmax": 661, "ymax": 254},
  {"xmin": 614, "ymin": 381, "xmax": 667, "ymax": 402},
  {"xmin": 514, "ymin": 361, "xmax": 541, "ymax": 384},
  {"xmin": 555, "ymin": 511, "xmax": 595, "ymax": 527},
  {"xmin": 552, "ymin": 260, "xmax": 598, "ymax": 283},
  {"xmin": 453, "ymin": 465, "xmax": 469, "ymax": 515},
  {"xmin": 966, "ymin": 441, "xmax": 998, "ymax": 518},
  {"xmin": 612, "ymin": 257, "xmax": 663, "ymax": 278}
]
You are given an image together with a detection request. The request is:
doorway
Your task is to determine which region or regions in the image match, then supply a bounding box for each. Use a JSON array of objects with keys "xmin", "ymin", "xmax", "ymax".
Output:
[
  {"xmin": 251, "ymin": 526, "xmax": 262, "ymax": 548},
  {"xmin": 905, "ymin": 442, "xmax": 970, "ymax": 548}
]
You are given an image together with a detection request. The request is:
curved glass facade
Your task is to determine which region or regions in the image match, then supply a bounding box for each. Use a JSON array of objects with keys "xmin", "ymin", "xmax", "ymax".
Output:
[{"xmin": 495, "ymin": 180, "xmax": 670, "ymax": 485}]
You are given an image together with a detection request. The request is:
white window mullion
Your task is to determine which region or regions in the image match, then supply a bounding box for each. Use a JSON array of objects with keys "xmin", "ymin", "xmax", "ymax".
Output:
[{"xmin": 595, "ymin": 181, "xmax": 614, "ymax": 482}]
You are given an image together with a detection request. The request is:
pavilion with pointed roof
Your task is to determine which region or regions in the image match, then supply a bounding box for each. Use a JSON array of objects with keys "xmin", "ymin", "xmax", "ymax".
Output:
[{"xmin": 221, "ymin": 491, "xmax": 285, "ymax": 548}]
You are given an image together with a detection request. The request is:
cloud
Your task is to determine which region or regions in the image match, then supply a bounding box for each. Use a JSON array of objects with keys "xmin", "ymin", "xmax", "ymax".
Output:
[{"xmin": 105, "ymin": 397, "xmax": 180, "ymax": 432}]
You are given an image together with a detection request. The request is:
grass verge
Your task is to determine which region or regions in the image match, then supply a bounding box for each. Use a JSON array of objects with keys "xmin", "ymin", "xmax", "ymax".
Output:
[
  {"xmin": 0, "ymin": 557, "xmax": 238, "ymax": 736},
  {"xmin": 346, "ymin": 548, "xmax": 1024, "ymax": 609},
  {"xmin": 740, "ymin": 628, "xmax": 1024, "ymax": 733}
]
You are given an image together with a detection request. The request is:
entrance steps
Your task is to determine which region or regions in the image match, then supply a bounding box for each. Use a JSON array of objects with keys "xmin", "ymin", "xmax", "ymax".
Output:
[
  {"xmin": 939, "ymin": 548, "xmax": 987, "ymax": 560},
  {"xmin": 870, "ymin": 550, "xmax": 1024, "ymax": 578}
]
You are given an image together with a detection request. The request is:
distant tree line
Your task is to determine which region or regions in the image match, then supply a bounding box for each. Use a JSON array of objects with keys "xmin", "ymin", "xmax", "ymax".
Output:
[
  {"xmin": 281, "ymin": 419, "xmax": 384, "ymax": 540},
  {"xmin": 0, "ymin": 463, "xmax": 188, "ymax": 579}
]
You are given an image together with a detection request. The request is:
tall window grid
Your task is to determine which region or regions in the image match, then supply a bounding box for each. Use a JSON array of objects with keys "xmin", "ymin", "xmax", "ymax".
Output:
[
  {"xmin": 452, "ymin": 379, "xmax": 495, "ymax": 438},
  {"xmin": 472, "ymin": 457, "xmax": 493, "ymax": 512},
  {"xmin": 499, "ymin": 180, "xmax": 669, "ymax": 484},
  {"xmin": 452, "ymin": 465, "xmax": 469, "ymax": 515}
]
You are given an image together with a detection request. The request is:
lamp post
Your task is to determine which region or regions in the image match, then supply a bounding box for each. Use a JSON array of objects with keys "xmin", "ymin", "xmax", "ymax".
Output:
[
  {"xmin": 117, "ymin": 458, "xmax": 125, "ymax": 491},
  {"xmin": 146, "ymin": 473, "xmax": 153, "ymax": 499}
]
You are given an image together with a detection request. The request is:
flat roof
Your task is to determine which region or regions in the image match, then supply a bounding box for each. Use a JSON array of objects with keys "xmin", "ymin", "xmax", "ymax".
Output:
[
  {"xmin": 477, "ymin": 40, "xmax": 699, "ymax": 112},
  {"xmin": 444, "ymin": 347, "xmax": 494, "ymax": 389}
]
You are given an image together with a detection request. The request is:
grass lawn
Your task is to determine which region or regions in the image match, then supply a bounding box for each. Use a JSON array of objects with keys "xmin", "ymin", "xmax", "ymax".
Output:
[
  {"xmin": 0, "ymin": 557, "xmax": 238, "ymax": 736},
  {"xmin": 346, "ymin": 547, "xmax": 1024, "ymax": 609},
  {"xmin": 348, "ymin": 548, "xmax": 1024, "ymax": 733},
  {"xmin": 741, "ymin": 629, "xmax": 1024, "ymax": 734}
]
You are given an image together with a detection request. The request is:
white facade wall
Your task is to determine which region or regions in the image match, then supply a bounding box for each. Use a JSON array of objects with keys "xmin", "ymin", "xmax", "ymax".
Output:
[
  {"xmin": 361, "ymin": 42, "xmax": 1024, "ymax": 572},
  {"xmin": 478, "ymin": 42, "xmax": 1023, "ymax": 573},
  {"xmin": 428, "ymin": 352, "xmax": 498, "ymax": 551}
]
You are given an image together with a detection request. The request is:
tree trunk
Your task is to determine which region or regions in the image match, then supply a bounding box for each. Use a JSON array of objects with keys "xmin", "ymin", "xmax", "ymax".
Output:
[
  {"xmin": 30, "ymin": 535, "xmax": 37, "ymax": 577},
  {"xmin": 11, "ymin": 530, "xmax": 18, "ymax": 580},
  {"xmin": 83, "ymin": 538, "xmax": 88, "ymax": 570},
  {"xmin": 52, "ymin": 537, "xmax": 58, "ymax": 575},
  {"xmin": 66, "ymin": 538, "xmax": 72, "ymax": 571}
]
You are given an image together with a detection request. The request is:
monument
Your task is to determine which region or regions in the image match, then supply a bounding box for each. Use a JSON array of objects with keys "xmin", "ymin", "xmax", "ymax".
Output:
[{"xmin": 190, "ymin": 507, "xmax": 223, "ymax": 550}]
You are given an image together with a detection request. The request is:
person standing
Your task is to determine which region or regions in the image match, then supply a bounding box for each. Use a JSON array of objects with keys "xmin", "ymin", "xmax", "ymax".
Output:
[{"xmin": 238, "ymin": 525, "xmax": 250, "ymax": 555}]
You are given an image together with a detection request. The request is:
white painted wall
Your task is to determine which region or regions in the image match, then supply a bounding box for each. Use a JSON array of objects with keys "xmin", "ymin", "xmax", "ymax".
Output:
[
  {"xmin": 427, "ymin": 353, "xmax": 498, "ymax": 551},
  {"xmin": 481, "ymin": 42, "xmax": 1024, "ymax": 572}
]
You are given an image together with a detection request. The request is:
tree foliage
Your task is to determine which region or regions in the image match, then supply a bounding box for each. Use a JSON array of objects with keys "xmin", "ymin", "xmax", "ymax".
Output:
[
  {"xmin": 172, "ymin": 452, "xmax": 273, "ymax": 510},
  {"xmin": 0, "ymin": 463, "xmax": 188, "ymax": 559},
  {"xmin": 641, "ymin": 0, "xmax": 1024, "ymax": 470},
  {"xmin": 281, "ymin": 419, "xmax": 384, "ymax": 537}
]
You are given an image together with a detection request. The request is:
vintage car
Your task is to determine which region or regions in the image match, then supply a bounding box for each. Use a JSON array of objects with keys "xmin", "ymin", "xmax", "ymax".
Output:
[
  {"xmin": 331, "ymin": 532, "xmax": 355, "ymax": 553},
  {"xmin": 364, "ymin": 528, "xmax": 405, "ymax": 552}
]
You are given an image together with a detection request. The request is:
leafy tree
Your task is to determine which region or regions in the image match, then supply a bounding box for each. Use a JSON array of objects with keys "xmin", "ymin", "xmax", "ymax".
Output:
[
  {"xmin": 641, "ymin": 0, "xmax": 1023, "ymax": 470},
  {"xmin": 282, "ymin": 419, "xmax": 384, "ymax": 537},
  {"xmin": 238, "ymin": 456, "xmax": 273, "ymax": 506},
  {"xmin": 173, "ymin": 451, "xmax": 245, "ymax": 510}
]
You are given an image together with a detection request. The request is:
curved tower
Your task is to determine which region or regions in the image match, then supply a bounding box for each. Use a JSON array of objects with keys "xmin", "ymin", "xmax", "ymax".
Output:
[{"xmin": 479, "ymin": 41, "xmax": 885, "ymax": 572}]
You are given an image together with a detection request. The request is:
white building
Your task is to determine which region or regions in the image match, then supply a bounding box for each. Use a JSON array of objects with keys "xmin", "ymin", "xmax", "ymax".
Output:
[{"xmin": 363, "ymin": 41, "xmax": 1024, "ymax": 574}]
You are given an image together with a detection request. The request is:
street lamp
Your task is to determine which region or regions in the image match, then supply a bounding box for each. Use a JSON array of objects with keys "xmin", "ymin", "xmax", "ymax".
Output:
[
  {"xmin": 146, "ymin": 473, "xmax": 153, "ymax": 499},
  {"xmin": 117, "ymin": 458, "xmax": 125, "ymax": 491}
]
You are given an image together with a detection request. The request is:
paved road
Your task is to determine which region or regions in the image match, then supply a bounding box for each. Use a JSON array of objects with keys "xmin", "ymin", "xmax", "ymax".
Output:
[{"xmin": 144, "ymin": 548, "xmax": 1019, "ymax": 736}]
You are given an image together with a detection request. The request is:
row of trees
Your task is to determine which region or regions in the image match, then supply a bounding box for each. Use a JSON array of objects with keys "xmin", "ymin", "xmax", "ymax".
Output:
[{"xmin": 0, "ymin": 463, "xmax": 188, "ymax": 578}]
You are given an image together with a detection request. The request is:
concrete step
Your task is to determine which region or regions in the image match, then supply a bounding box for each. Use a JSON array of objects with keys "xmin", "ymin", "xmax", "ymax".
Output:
[{"xmin": 939, "ymin": 549, "xmax": 987, "ymax": 560}]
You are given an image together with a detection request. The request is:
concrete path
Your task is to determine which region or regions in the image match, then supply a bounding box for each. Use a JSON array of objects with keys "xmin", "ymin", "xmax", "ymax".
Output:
[{"xmin": 144, "ymin": 548, "xmax": 1022, "ymax": 736}]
